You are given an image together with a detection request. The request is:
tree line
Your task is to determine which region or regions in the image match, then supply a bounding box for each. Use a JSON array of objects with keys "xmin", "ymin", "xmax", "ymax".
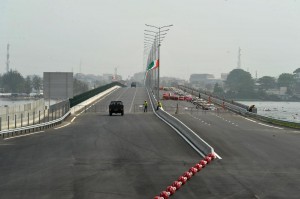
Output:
[
  {"xmin": 0, "ymin": 71, "xmax": 42, "ymax": 94},
  {"xmin": 213, "ymin": 68, "xmax": 300, "ymax": 100},
  {"xmin": 0, "ymin": 70, "xmax": 89, "ymax": 95}
]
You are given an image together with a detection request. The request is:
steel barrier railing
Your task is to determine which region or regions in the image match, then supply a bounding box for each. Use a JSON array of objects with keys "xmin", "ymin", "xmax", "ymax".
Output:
[{"xmin": 147, "ymin": 88, "xmax": 216, "ymax": 157}]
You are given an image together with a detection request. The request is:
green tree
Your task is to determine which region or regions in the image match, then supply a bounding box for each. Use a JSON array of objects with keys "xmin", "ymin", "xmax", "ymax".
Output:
[
  {"xmin": 32, "ymin": 75, "xmax": 42, "ymax": 92},
  {"xmin": 24, "ymin": 76, "xmax": 32, "ymax": 94},
  {"xmin": 213, "ymin": 83, "xmax": 224, "ymax": 96},
  {"xmin": 257, "ymin": 76, "xmax": 276, "ymax": 90},
  {"xmin": 277, "ymin": 73, "xmax": 295, "ymax": 87},
  {"xmin": 225, "ymin": 69, "xmax": 254, "ymax": 97},
  {"xmin": 293, "ymin": 68, "xmax": 300, "ymax": 73},
  {"xmin": 73, "ymin": 78, "xmax": 89, "ymax": 95},
  {"xmin": 277, "ymin": 73, "xmax": 296, "ymax": 94},
  {"xmin": 2, "ymin": 70, "xmax": 25, "ymax": 93}
]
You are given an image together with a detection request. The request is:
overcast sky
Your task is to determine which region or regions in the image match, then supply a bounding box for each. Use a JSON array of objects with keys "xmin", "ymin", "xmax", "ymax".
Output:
[{"xmin": 1, "ymin": 0, "xmax": 300, "ymax": 80}]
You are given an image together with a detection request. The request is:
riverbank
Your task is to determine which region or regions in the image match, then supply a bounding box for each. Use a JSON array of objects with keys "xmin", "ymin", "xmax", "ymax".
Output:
[{"xmin": 237, "ymin": 101, "xmax": 300, "ymax": 123}]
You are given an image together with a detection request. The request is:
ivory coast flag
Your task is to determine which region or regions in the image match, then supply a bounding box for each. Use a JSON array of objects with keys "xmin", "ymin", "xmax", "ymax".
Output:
[{"xmin": 147, "ymin": 59, "xmax": 159, "ymax": 71}]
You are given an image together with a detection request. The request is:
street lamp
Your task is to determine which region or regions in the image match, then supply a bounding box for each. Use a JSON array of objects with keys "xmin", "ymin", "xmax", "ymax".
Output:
[{"xmin": 144, "ymin": 24, "xmax": 173, "ymax": 100}]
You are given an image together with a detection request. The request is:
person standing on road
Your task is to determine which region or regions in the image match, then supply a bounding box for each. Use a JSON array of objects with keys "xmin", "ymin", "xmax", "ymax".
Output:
[
  {"xmin": 156, "ymin": 101, "xmax": 162, "ymax": 111},
  {"xmin": 144, "ymin": 100, "xmax": 148, "ymax": 112}
]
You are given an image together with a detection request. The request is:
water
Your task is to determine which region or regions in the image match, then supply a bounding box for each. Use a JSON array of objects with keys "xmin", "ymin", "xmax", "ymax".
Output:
[
  {"xmin": 238, "ymin": 101, "xmax": 300, "ymax": 123},
  {"xmin": 0, "ymin": 98, "xmax": 61, "ymax": 107}
]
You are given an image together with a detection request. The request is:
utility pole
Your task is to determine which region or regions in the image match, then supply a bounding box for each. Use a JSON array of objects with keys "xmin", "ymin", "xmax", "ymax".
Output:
[
  {"xmin": 114, "ymin": 67, "xmax": 118, "ymax": 80},
  {"xmin": 79, "ymin": 59, "xmax": 82, "ymax": 73},
  {"xmin": 237, "ymin": 47, "xmax": 241, "ymax": 69},
  {"xmin": 145, "ymin": 24, "xmax": 173, "ymax": 100},
  {"xmin": 6, "ymin": 44, "xmax": 10, "ymax": 73}
]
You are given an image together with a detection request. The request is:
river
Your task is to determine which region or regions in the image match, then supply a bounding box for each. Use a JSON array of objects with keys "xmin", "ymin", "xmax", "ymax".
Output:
[
  {"xmin": 238, "ymin": 101, "xmax": 300, "ymax": 123},
  {"xmin": 0, "ymin": 98, "xmax": 61, "ymax": 107}
]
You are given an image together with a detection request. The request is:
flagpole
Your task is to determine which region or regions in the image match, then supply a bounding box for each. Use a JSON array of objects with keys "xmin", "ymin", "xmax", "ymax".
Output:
[
  {"xmin": 145, "ymin": 24, "xmax": 173, "ymax": 97},
  {"xmin": 157, "ymin": 27, "xmax": 160, "ymax": 101}
]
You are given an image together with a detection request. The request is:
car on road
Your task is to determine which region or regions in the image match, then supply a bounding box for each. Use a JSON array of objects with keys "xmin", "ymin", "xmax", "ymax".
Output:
[
  {"xmin": 109, "ymin": 101, "xmax": 124, "ymax": 116},
  {"xmin": 131, "ymin": 82, "xmax": 136, "ymax": 87}
]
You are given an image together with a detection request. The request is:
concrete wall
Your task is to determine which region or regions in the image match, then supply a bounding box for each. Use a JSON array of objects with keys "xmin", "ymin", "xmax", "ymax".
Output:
[{"xmin": 44, "ymin": 72, "xmax": 73, "ymax": 99}]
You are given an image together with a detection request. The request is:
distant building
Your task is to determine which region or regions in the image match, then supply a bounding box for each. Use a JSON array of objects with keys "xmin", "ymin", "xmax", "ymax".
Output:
[
  {"xmin": 112, "ymin": 75, "xmax": 122, "ymax": 81},
  {"xmin": 189, "ymin": 74, "xmax": 214, "ymax": 84},
  {"xmin": 266, "ymin": 87, "xmax": 287, "ymax": 95},
  {"xmin": 221, "ymin": 73, "xmax": 228, "ymax": 80},
  {"xmin": 160, "ymin": 77, "xmax": 187, "ymax": 87},
  {"xmin": 189, "ymin": 73, "xmax": 222, "ymax": 91},
  {"xmin": 103, "ymin": 74, "xmax": 113, "ymax": 82},
  {"xmin": 131, "ymin": 72, "xmax": 145, "ymax": 84}
]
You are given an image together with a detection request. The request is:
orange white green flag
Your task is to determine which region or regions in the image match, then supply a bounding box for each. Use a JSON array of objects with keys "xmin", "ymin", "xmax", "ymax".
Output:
[{"xmin": 146, "ymin": 59, "xmax": 159, "ymax": 71}]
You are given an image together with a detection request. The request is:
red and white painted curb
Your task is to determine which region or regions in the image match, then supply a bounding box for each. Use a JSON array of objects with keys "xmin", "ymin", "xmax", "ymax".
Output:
[{"xmin": 153, "ymin": 153, "xmax": 216, "ymax": 199}]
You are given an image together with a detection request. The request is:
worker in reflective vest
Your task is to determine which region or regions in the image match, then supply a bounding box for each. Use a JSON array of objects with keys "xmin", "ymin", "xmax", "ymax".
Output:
[
  {"xmin": 143, "ymin": 101, "xmax": 148, "ymax": 112},
  {"xmin": 157, "ymin": 101, "xmax": 162, "ymax": 110}
]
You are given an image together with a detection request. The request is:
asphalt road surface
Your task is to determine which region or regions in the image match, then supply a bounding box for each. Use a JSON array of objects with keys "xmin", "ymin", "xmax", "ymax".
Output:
[
  {"xmin": 162, "ymin": 96, "xmax": 300, "ymax": 198},
  {"xmin": 0, "ymin": 87, "xmax": 299, "ymax": 199}
]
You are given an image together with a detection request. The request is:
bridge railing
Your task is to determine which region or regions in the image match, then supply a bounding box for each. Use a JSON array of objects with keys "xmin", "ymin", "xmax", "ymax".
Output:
[
  {"xmin": 69, "ymin": 82, "xmax": 125, "ymax": 108},
  {"xmin": 178, "ymin": 85, "xmax": 249, "ymax": 115},
  {"xmin": 179, "ymin": 85, "xmax": 300, "ymax": 129},
  {"xmin": 147, "ymin": 88, "xmax": 215, "ymax": 156},
  {"xmin": 0, "ymin": 83, "xmax": 124, "ymax": 140},
  {"xmin": 0, "ymin": 110, "xmax": 71, "ymax": 140}
]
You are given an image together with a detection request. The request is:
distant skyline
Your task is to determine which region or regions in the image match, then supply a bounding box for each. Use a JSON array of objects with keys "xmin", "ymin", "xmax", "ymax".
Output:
[{"xmin": 1, "ymin": 0, "xmax": 299, "ymax": 80}]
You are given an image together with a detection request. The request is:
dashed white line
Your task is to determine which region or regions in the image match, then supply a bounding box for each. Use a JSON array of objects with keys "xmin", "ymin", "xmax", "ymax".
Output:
[
  {"xmin": 129, "ymin": 88, "xmax": 138, "ymax": 113},
  {"xmin": 4, "ymin": 131, "xmax": 45, "ymax": 140},
  {"xmin": 257, "ymin": 123, "xmax": 284, "ymax": 130},
  {"xmin": 71, "ymin": 117, "xmax": 76, "ymax": 123},
  {"xmin": 54, "ymin": 123, "xmax": 71, "ymax": 129},
  {"xmin": 244, "ymin": 118, "xmax": 257, "ymax": 123}
]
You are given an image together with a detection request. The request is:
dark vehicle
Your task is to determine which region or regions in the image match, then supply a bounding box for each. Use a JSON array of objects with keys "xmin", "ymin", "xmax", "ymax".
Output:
[
  {"xmin": 109, "ymin": 101, "xmax": 124, "ymax": 116},
  {"xmin": 131, "ymin": 82, "xmax": 136, "ymax": 87}
]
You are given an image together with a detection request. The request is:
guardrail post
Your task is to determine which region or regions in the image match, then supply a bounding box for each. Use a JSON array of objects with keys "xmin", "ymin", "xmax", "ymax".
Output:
[
  {"xmin": 15, "ymin": 114, "xmax": 17, "ymax": 128},
  {"xmin": 0, "ymin": 117, "xmax": 1, "ymax": 131},
  {"xmin": 39, "ymin": 110, "xmax": 41, "ymax": 124},
  {"xmin": 7, "ymin": 116, "xmax": 9, "ymax": 130},
  {"xmin": 48, "ymin": 109, "xmax": 50, "ymax": 122},
  {"xmin": 21, "ymin": 113, "xmax": 23, "ymax": 127},
  {"xmin": 55, "ymin": 108, "xmax": 57, "ymax": 119},
  {"xmin": 52, "ymin": 109, "xmax": 53, "ymax": 121},
  {"xmin": 33, "ymin": 111, "xmax": 35, "ymax": 125},
  {"xmin": 44, "ymin": 110, "xmax": 46, "ymax": 123}
]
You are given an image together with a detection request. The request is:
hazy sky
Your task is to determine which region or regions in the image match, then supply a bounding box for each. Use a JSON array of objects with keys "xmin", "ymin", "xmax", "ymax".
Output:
[{"xmin": 1, "ymin": 0, "xmax": 300, "ymax": 80}]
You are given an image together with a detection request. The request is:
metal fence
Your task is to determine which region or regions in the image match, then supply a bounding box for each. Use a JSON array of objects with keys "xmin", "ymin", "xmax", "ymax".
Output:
[{"xmin": 0, "ymin": 100, "xmax": 70, "ymax": 131}]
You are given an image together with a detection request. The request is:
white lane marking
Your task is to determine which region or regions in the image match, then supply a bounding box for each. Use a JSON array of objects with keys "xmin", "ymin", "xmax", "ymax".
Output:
[
  {"xmin": 116, "ymin": 87, "xmax": 129, "ymax": 100},
  {"xmin": 54, "ymin": 123, "xmax": 71, "ymax": 129},
  {"xmin": 4, "ymin": 131, "xmax": 45, "ymax": 140},
  {"xmin": 257, "ymin": 123, "xmax": 284, "ymax": 130},
  {"xmin": 286, "ymin": 131, "xmax": 300, "ymax": 134},
  {"xmin": 129, "ymin": 88, "xmax": 138, "ymax": 113},
  {"xmin": 71, "ymin": 117, "xmax": 76, "ymax": 123},
  {"xmin": 244, "ymin": 118, "xmax": 257, "ymax": 123}
]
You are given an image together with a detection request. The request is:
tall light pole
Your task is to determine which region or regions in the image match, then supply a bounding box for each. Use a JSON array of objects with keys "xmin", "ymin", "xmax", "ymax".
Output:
[{"xmin": 145, "ymin": 24, "xmax": 173, "ymax": 100}]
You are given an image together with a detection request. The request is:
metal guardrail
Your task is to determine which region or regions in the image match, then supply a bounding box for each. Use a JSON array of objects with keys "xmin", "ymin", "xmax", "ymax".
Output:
[
  {"xmin": 179, "ymin": 85, "xmax": 248, "ymax": 115},
  {"xmin": 247, "ymin": 112, "xmax": 300, "ymax": 129},
  {"xmin": 0, "ymin": 111, "xmax": 71, "ymax": 140},
  {"xmin": 179, "ymin": 85, "xmax": 300, "ymax": 129},
  {"xmin": 147, "ymin": 88, "xmax": 214, "ymax": 156},
  {"xmin": 0, "ymin": 83, "xmax": 125, "ymax": 140}
]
